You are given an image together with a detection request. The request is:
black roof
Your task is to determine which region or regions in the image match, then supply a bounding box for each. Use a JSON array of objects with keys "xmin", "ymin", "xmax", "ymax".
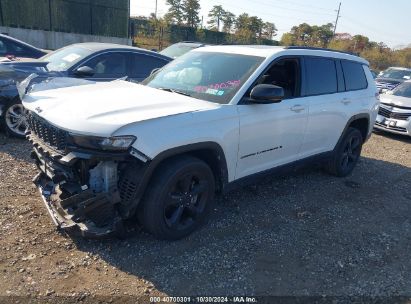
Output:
[{"xmin": 60, "ymin": 42, "xmax": 172, "ymax": 60}]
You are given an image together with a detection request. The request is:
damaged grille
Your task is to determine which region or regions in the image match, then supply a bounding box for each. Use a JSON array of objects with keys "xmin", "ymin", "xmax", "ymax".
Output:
[{"xmin": 27, "ymin": 112, "xmax": 69, "ymax": 153}]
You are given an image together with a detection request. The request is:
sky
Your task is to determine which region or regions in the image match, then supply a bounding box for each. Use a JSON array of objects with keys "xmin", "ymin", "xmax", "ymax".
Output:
[{"xmin": 131, "ymin": 0, "xmax": 411, "ymax": 48}]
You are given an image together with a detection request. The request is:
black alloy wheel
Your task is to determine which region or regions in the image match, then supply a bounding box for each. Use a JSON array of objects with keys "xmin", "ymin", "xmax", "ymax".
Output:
[
  {"xmin": 327, "ymin": 127, "xmax": 363, "ymax": 177},
  {"xmin": 139, "ymin": 156, "xmax": 215, "ymax": 240}
]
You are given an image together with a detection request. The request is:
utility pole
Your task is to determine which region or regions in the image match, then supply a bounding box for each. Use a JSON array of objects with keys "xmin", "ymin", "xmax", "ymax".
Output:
[
  {"xmin": 333, "ymin": 2, "xmax": 341, "ymax": 37},
  {"xmin": 155, "ymin": 0, "xmax": 158, "ymax": 19}
]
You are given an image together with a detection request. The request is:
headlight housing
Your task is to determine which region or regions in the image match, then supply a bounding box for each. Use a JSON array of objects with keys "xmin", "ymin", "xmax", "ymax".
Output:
[
  {"xmin": 99, "ymin": 136, "xmax": 136, "ymax": 151},
  {"xmin": 70, "ymin": 135, "xmax": 136, "ymax": 151}
]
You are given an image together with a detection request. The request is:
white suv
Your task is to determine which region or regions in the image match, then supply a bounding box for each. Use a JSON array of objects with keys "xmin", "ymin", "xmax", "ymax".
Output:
[{"xmin": 22, "ymin": 46, "xmax": 379, "ymax": 239}]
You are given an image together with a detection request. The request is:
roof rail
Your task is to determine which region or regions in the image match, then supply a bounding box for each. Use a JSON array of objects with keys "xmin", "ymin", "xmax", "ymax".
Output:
[{"xmin": 285, "ymin": 46, "xmax": 359, "ymax": 57}]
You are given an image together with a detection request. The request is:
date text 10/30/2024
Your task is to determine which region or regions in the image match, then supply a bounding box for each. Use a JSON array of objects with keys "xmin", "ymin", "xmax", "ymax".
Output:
[{"xmin": 150, "ymin": 296, "xmax": 257, "ymax": 303}]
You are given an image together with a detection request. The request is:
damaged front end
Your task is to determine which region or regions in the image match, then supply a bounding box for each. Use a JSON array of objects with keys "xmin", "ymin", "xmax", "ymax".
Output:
[{"xmin": 27, "ymin": 112, "xmax": 149, "ymax": 238}]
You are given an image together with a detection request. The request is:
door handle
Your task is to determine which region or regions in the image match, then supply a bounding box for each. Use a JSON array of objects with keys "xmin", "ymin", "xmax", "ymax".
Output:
[
  {"xmin": 290, "ymin": 105, "xmax": 305, "ymax": 113},
  {"xmin": 341, "ymin": 98, "xmax": 351, "ymax": 105}
]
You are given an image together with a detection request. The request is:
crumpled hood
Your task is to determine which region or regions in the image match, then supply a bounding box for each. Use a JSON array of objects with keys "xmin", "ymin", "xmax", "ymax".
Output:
[
  {"xmin": 380, "ymin": 94, "xmax": 411, "ymax": 108},
  {"xmin": 22, "ymin": 80, "xmax": 219, "ymax": 136}
]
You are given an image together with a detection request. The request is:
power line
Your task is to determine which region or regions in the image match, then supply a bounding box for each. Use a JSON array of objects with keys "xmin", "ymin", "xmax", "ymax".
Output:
[
  {"xmin": 207, "ymin": 0, "xmax": 334, "ymax": 24},
  {"xmin": 341, "ymin": 16, "xmax": 407, "ymax": 40},
  {"xmin": 242, "ymin": 0, "xmax": 336, "ymax": 17},
  {"xmin": 273, "ymin": 0, "xmax": 336, "ymax": 13}
]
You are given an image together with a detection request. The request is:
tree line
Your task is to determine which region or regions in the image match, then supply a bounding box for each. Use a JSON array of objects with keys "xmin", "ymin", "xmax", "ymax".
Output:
[
  {"xmin": 138, "ymin": 1, "xmax": 410, "ymax": 70},
  {"xmin": 280, "ymin": 23, "xmax": 411, "ymax": 70},
  {"xmin": 162, "ymin": 0, "xmax": 277, "ymax": 41}
]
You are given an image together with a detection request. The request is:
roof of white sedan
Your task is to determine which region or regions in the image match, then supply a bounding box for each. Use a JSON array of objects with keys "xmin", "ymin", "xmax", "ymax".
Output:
[{"xmin": 195, "ymin": 45, "xmax": 369, "ymax": 65}]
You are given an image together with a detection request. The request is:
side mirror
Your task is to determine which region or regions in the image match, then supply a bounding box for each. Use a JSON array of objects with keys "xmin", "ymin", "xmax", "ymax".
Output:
[
  {"xmin": 151, "ymin": 48, "xmax": 158, "ymax": 52},
  {"xmin": 74, "ymin": 66, "xmax": 95, "ymax": 77},
  {"xmin": 250, "ymin": 84, "xmax": 285, "ymax": 104}
]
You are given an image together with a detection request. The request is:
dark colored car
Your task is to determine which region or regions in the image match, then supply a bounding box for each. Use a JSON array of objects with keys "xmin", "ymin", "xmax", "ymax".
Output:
[
  {"xmin": 0, "ymin": 42, "xmax": 172, "ymax": 137},
  {"xmin": 375, "ymin": 67, "xmax": 411, "ymax": 92},
  {"xmin": 159, "ymin": 41, "xmax": 207, "ymax": 59},
  {"xmin": 0, "ymin": 34, "xmax": 47, "ymax": 60}
]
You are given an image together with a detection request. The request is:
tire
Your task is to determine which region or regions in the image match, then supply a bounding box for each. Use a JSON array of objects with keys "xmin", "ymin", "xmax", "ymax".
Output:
[
  {"xmin": 2, "ymin": 101, "xmax": 29, "ymax": 138},
  {"xmin": 326, "ymin": 127, "xmax": 363, "ymax": 177},
  {"xmin": 139, "ymin": 156, "xmax": 215, "ymax": 240}
]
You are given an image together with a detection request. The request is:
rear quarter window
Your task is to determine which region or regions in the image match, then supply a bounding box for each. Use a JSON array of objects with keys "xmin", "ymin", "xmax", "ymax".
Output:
[
  {"xmin": 305, "ymin": 57, "xmax": 338, "ymax": 95},
  {"xmin": 341, "ymin": 61, "xmax": 368, "ymax": 91}
]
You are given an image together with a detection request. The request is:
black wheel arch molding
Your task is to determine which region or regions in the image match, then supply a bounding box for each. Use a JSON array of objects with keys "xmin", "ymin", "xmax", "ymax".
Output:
[
  {"xmin": 333, "ymin": 113, "xmax": 371, "ymax": 152},
  {"xmin": 124, "ymin": 141, "xmax": 230, "ymax": 216}
]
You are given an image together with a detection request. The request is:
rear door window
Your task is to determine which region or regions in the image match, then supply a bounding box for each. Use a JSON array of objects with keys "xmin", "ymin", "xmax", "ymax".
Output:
[
  {"xmin": 131, "ymin": 54, "xmax": 169, "ymax": 79},
  {"xmin": 341, "ymin": 61, "xmax": 368, "ymax": 91},
  {"xmin": 305, "ymin": 57, "xmax": 338, "ymax": 96}
]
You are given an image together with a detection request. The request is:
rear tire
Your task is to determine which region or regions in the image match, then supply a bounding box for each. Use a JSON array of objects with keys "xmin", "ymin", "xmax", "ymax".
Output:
[
  {"xmin": 139, "ymin": 156, "xmax": 215, "ymax": 240},
  {"xmin": 326, "ymin": 127, "xmax": 363, "ymax": 177}
]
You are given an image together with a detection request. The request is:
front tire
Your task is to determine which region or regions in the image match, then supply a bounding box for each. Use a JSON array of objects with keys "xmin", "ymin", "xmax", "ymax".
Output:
[
  {"xmin": 2, "ymin": 101, "xmax": 28, "ymax": 138},
  {"xmin": 139, "ymin": 156, "xmax": 215, "ymax": 240},
  {"xmin": 326, "ymin": 127, "xmax": 363, "ymax": 177}
]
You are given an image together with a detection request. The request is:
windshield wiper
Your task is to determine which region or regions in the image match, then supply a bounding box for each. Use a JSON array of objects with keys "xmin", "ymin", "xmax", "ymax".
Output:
[{"xmin": 158, "ymin": 87, "xmax": 191, "ymax": 97}]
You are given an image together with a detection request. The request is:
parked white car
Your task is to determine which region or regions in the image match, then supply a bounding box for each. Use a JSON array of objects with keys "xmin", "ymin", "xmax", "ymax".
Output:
[
  {"xmin": 22, "ymin": 46, "xmax": 379, "ymax": 239},
  {"xmin": 375, "ymin": 80, "xmax": 411, "ymax": 136}
]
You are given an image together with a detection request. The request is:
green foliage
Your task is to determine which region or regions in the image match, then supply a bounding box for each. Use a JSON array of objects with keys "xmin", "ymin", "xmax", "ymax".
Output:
[
  {"xmin": 131, "ymin": 17, "xmax": 279, "ymax": 49},
  {"xmin": 221, "ymin": 11, "xmax": 236, "ymax": 33},
  {"xmin": 262, "ymin": 22, "xmax": 277, "ymax": 40},
  {"xmin": 182, "ymin": 0, "xmax": 201, "ymax": 28},
  {"xmin": 282, "ymin": 23, "xmax": 333, "ymax": 47},
  {"xmin": 165, "ymin": 0, "xmax": 200, "ymax": 28},
  {"xmin": 233, "ymin": 13, "xmax": 274, "ymax": 43},
  {"xmin": 165, "ymin": 0, "xmax": 184, "ymax": 25},
  {"xmin": 207, "ymin": 5, "xmax": 225, "ymax": 31}
]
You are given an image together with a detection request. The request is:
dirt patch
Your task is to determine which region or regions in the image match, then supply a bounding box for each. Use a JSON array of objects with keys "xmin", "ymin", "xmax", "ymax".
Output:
[{"xmin": 0, "ymin": 131, "xmax": 410, "ymax": 301}]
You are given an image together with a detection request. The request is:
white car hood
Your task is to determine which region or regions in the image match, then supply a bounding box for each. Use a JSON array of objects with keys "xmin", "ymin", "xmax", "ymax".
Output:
[
  {"xmin": 23, "ymin": 80, "xmax": 218, "ymax": 136},
  {"xmin": 380, "ymin": 94, "xmax": 411, "ymax": 108}
]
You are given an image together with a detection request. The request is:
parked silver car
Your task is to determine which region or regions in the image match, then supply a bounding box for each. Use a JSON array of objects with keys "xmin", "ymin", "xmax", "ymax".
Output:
[
  {"xmin": 375, "ymin": 67, "xmax": 411, "ymax": 92},
  {"xmin": 375, "ymin": 80, "xmax": 411, "ymax": 137}
]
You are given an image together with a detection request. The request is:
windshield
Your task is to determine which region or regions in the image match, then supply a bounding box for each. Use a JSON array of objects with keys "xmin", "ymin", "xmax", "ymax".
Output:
[
  {"xmin": 392, "ymin": 82, "xmax": 411, "ymax": 98},
  {"xmin": 159, "ymin": 44, "xmax": 200, "ymax": 59},
  {"xmin": 379, "ymin": 68, "xmax": 411, "ymax": 80},
  {"xmin": 40, "ymin": 46, "xmax": 93, "ymax": 72},
  {"xmin": 143, "ymin": 51, "xmax": 264, "ymax": 104}
]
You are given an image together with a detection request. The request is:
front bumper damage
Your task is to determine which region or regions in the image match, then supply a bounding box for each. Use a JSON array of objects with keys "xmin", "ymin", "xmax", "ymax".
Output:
[
  {"xmin": 33, "ymin": 172, "xmax": 124, "ymax": 237},
  {"xmin": 29, "ymin": 133, "xmax": 147, "ymax": 238}
]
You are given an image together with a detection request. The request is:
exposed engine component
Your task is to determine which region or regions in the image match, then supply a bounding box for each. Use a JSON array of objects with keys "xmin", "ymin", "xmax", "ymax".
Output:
[{"xmin": 88, "ymin": 161, "xmax": 118, "ymax": 193}]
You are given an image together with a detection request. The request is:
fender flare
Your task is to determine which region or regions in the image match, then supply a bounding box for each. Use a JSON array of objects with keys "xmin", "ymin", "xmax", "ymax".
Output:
[
  {"xmin": 122, "ymin": 141, "xmax": 229, "ymax": 218},
  {"xmin": 333, "ymin": 113, "xmax": 370, "ymax": 152}
]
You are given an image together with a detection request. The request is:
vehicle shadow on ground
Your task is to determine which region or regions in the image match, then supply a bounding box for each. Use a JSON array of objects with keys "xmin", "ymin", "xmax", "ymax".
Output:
[
  {"xmin": 73, "ymin": 156, "xmax": 411, "ymax": 296},
  {"xmin": 373, "ymin": 130, "xmax": 411, "ymax": 144}
]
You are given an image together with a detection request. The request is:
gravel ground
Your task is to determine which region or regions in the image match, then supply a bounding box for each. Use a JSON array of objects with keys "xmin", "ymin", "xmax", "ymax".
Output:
[{"xmin": 0, "ymin": 130, "xmax": 410, "ymax": 302}]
